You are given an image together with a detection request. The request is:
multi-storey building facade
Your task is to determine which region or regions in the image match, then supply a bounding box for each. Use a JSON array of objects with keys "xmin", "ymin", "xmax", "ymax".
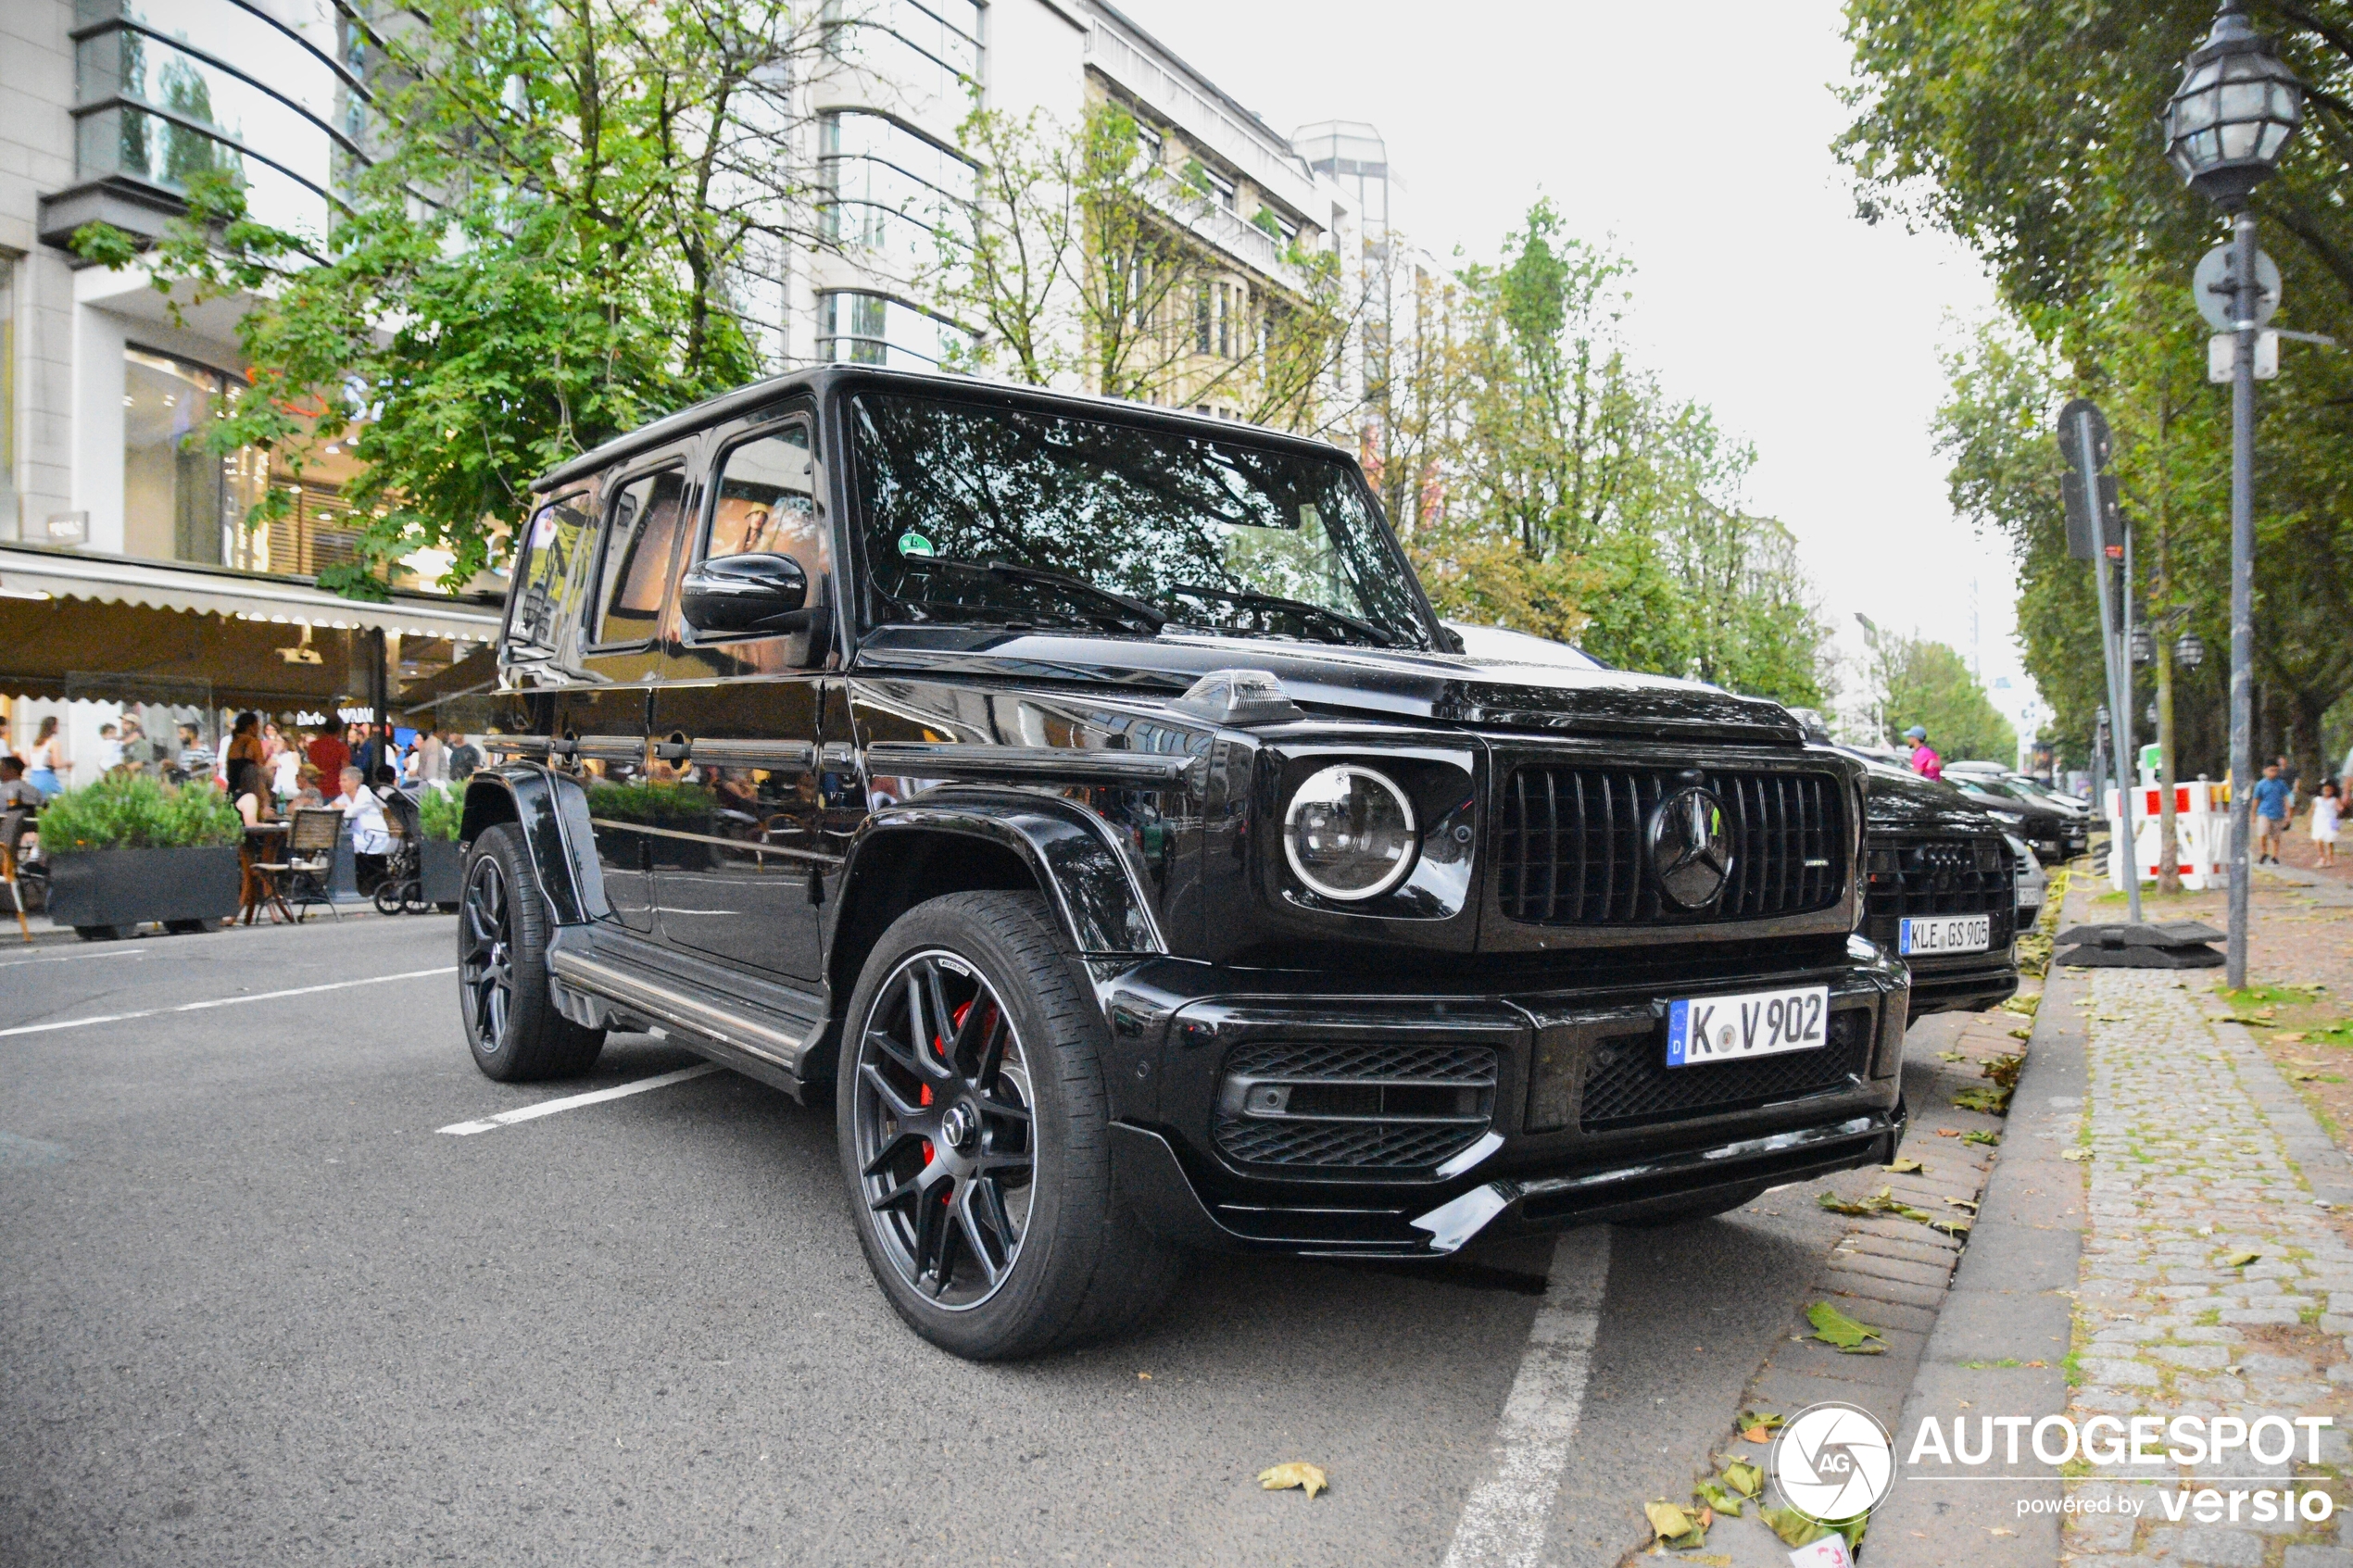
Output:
[{"xmin": 0, "ymin": 0, "xmax": 1363, "ymax": 781}]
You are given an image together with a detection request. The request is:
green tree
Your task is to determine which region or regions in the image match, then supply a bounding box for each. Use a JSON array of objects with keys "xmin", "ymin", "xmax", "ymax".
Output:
[
  {"xmin": 1863, "ymin": 628, "xmax": 2018, "ymax": 762},
  {"xmin": 936, "ymin": 100, "xmax": 1353, "ymax": 432},
  {"xmin": 75, "ymin": 0, "xmax": 824, "ymax": 597},
  {"xmin": 1843, "ymin": 0, "xmax": 2353, "ymax": 787}
]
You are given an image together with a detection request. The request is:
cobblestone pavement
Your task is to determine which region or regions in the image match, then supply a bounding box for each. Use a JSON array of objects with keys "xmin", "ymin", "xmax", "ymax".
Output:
[{"xmin": 2065, "ymin": 968, "xmax": 2353, "ymax": 1567}]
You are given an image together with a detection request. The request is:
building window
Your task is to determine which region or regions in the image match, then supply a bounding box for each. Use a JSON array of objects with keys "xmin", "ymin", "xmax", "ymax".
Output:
[
  {"xmin": 1203, "ymin": 167, "xmax": 1237, "ymax": 215},
  {"xmin": 821, "ymin": 0, "xmax": 983, "ymax": 111},
  {"xmin": 818, "ymin": 110, "xmax": 975, "ymax": 270},
  {"xmin": 71, "ymin": 2, "xmax": 347, "ymax": 239},
  {"xmin": 1135, "ymin": 121, "xmax": 1164, "ymax": 168},
  {"xmin": 120, "ymin": 346, "xmax": 267, "ymax": 569},
  {"xmin": 818, "ymin": 291, "xmax": 966, "ymax": 370}
]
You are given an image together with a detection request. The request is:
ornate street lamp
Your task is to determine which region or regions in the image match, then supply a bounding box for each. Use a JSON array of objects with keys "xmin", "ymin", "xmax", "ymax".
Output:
[
  {"xmin": 2163, "ymin": 3, "xmax": 2306, "ymax": 210},
  {"xmin": 2131, "ymin": 627, "xmax": 2157, "ymax": 665},
  {"xmin": 2161, "ymin": 0, "xmax": 2304, "ymax": 987},
  {"xmin": 2174, "ymin": 630, "xmax": 2207, "ymax": 671}
]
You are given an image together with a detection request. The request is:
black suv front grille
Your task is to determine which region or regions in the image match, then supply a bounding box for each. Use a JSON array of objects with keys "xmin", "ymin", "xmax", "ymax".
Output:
[
  {"xmin": 1496, "ymin": 766, "xmax": 1848, "ymax": 925},
  {"xmin": 1864, "ymin": 835, "xmax": 2014, "ymax": 932},
  {"xmin": 1213, "ymin": 1041, "xmax": 1497, "ymax": 1173},
  {"xmin": 1577, "ymin": 1008, "xmax": 1874, "ymax": 1132}
]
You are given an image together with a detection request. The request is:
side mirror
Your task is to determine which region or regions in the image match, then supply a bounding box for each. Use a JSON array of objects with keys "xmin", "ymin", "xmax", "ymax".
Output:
[{"xmin": 679, "ymin": 552, "xmax": 811, "ymax": 635}]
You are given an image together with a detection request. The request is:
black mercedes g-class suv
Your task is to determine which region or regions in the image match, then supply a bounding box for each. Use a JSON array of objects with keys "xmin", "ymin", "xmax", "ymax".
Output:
[{"xmin": 456, "ymin": 366, "xmax": 1911, "ymax": 1360}]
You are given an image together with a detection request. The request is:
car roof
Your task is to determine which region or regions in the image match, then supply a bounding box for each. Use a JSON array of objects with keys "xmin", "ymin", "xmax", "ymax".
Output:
[{"xmin": 531, "ymin": 364, "xmax": 1361, "ymax": 495}]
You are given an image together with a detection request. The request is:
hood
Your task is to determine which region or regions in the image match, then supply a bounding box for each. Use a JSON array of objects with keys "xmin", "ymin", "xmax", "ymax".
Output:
[
  {"xmin": 1859, "ymin": 761, "xmax": 2016, "ymax": 835},
  {"xmin": 852, "ymin": 626, "xmax": 1804, "ymax": 744}
]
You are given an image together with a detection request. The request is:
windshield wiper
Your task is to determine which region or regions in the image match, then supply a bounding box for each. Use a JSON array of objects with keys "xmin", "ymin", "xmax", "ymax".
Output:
[
  {"xmin": 1168, "ymin": 583, "xmax": 1397, "ymax": 647},
  {"xmin": 911, "ymin": 558, "xmax": 1167, "ymax": 634}
]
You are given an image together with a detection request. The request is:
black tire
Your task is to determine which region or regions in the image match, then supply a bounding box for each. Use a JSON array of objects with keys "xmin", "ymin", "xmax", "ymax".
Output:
[
  {"xmin": 1619, "ymin": 1184, "xmax": 1768, "ymax": 1229},
  {"xmin": 458, "ymin": 824, "xmax": 604, "ymax": 1081},
  {"xmin": 837, "ymin": 890, "xmax": 1181, "ymax": 1361},
  {"xmin": 372, "ymin": 879, "xmax": 409, "ymax": 917},
  {"xmin": 161, "ymin": 919, "xmax": 214, "ymax": 935},
  {"xmin": 73, "ymin": 924, "xmax": 123, "ymax": 942}
]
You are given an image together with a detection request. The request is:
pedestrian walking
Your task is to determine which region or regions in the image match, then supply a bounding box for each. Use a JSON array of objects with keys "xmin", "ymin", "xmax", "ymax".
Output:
[
  {"xmin": 2313, "ymin": 780, "xmax": 2342, "ymax": 869},
  {"xmin": 446, "ymin": 732, "xmax": 481, "ymax": 783},
  {"xmin": 2253, "ymin": 761, "xmax": 2295, "ymax": 865},
  {"xmin": 1904, "ymin": 724, "xmax": 1944, "ymax": 781},
  {"xmin": 25, "ymin": 718, "xmax": 66, "ymax": 798}
]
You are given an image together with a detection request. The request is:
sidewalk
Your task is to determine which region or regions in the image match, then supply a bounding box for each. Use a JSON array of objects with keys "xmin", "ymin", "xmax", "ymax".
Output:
[{"xmin": 2059, "ymin": 967, "xmax": 2353, "ymax": 1564}]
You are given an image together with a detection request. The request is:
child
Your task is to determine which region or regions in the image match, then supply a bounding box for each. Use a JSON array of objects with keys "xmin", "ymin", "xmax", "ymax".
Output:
[{"xmin": 2314, "ymin": 780, "xmax": 2342, "ymax": 869}]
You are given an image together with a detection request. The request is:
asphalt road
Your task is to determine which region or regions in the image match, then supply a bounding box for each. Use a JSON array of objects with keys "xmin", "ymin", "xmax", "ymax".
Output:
[{"xmin": 0, "ymin": 917, "xmax": 1950, "ymax": 1566}]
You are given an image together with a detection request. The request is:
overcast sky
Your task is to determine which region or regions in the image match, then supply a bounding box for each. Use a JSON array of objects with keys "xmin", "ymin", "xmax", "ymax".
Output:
[{"xmin": 1116, "ymin": 0, "xmax": 2040, "ymax": 730}]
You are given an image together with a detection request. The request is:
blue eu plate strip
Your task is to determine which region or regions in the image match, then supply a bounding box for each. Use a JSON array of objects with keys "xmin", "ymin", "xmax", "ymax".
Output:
[{"xmin": 1667, "ymin": 997, "xmax": 1691, "ymax": 1068}]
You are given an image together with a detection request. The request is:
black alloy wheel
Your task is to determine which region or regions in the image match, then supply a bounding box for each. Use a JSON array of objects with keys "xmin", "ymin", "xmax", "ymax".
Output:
[
  {"xmin": 850, "ymin": 949, "xmax": 1036, "ymax": 1310},
  {"xmin": 459, "ymin": 853, "xmax": 514, "ymax": 1053},
  {"xmin": 836, "ymin": 890, "xmax": 1180, "ymax": 1360},
  {"xmin": 457, "ymin": 823, "xmax": 603, "ymax": 1081}
]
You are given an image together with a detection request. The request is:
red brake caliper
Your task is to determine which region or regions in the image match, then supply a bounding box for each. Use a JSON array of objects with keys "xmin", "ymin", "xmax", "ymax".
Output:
[{"xmin": 919, "ymin": 997, "xmax": 977, "ymax": 1171}]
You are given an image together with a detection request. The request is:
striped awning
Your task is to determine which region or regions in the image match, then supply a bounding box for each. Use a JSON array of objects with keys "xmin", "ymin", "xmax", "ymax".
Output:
[{"xmin": 0, "ymin": 542, "xmax": 504, "ymax": 643}]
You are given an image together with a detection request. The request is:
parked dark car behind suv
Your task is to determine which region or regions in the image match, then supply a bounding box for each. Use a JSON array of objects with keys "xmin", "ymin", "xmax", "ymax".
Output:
[{"xmin": 455, "ymin": 367, "xmax": 1911, "ymax": 1359}]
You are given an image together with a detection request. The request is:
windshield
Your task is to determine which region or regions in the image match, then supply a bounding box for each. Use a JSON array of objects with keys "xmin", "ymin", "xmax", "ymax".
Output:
[{"xmin": 847, "ymin": 392, "xmax": 1431, "ymax": 648}]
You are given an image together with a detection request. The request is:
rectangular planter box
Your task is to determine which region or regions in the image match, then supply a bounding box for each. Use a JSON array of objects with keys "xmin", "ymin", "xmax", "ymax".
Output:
[
  {"xmin": 45, "ymin": 846, "xmax": 243, "ymax": 933},
  {"xmin": 419, "ymin": 837, "xmax": 462, "ymax": 906}
]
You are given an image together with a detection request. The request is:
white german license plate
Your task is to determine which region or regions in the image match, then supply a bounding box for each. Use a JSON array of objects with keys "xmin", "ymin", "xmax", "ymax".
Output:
[
  {"xmin": 1899, "ymin": 915, "xmax": 1992, "ymax": 956},
  {"xmin": 1666, "ymin": 985, "xmax": 1830, "ymax": 1069}
]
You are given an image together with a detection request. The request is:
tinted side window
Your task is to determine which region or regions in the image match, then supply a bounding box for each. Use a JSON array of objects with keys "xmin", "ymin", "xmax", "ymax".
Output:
[
  {"xmin": 592, "ymin": 468, "xmax": 688, "ymax": 646},
  {"xmin": 509, "ymin": 492, "xmax": 592, "ymax": 659},
  {"xmin": 706, "ymin": 423, "xmax": 825, "ymax": 589}
]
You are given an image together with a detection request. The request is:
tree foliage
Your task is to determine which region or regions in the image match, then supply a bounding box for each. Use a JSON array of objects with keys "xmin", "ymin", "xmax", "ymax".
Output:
[
  {"xmin": 1387, "ymin": 202, "xmax": 1835, "ymax": 704},
  {"xmin": 76, "ymin": 0, "xmax": 824, "ymax": 596},
  {"xmin": 1857, "ymin": 626, "xmax": 2018, "ymax": 763},
  {"xmin": 936, "ymin": 100, "xmax": 1350, "ymax": 432},
  {"xmin": 1843, "ymin": 0, "xmax": 2353, "ymax": 782}
]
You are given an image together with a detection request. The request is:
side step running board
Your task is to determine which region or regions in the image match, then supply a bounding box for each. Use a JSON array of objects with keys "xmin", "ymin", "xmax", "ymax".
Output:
[{"xmin": 549, "ymin": 947, "xmax": 815, "ymax": 1099}]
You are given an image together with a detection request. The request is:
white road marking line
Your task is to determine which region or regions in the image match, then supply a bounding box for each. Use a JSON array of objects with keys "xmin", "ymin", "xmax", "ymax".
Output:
[
  {"xmin": 0, "ymin": 966, "xmax": 459, "ymax": 1040},
  {"xmin": 438, "ymin": 1062, "xmax": 722, "ymax": 1135},
  {"xmin": 1440, "ymin": 1225, "xmax": 1612, "ymax": 1568},
  {"xmin": 0, "ymin": 949, "xmax": 153, "ymax": 970}
]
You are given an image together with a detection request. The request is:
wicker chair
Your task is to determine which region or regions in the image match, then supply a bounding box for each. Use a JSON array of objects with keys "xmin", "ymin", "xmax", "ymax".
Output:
[{"xmin": 259, "ymin": 808, "xmax": 346, "ymax": 922}]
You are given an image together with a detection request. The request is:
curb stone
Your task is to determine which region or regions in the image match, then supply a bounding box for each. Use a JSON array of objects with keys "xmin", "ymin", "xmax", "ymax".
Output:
[{"xmin": 1865, "ymin": 960, "xmax": 2086, "ymax": 1565}]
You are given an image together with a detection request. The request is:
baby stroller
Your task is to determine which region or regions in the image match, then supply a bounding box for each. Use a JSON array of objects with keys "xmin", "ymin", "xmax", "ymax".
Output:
[{"xmin": 371, "ymin": 785, "xmax": 434, "ymax": 916}]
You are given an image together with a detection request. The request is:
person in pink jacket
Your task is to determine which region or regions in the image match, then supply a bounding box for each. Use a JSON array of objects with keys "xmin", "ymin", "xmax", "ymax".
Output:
[{"xmin": 1904, "ymin": 724, "xmax": 1944, "ymax": 780}]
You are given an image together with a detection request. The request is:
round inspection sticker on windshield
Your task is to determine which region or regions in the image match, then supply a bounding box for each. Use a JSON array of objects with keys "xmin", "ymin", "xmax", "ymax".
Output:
[{"xmin": 897, "ymin": 531, "xmax": 935, "ymax": 558}]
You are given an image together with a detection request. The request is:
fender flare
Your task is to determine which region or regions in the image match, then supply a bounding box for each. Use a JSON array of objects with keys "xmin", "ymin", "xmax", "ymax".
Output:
[
  {"xmin": 459, "ymin": 767, "xmax": 608, "ymax": 926},
  {"xmin": 839, "ymin": 789, "xmax": 1167, "ymax": 956}
]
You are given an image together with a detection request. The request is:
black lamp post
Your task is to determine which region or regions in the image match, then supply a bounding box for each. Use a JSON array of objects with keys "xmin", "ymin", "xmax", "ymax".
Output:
[{"xmin": 2162, "ymin": 0, "xmax": 2304, "ymax": 987}]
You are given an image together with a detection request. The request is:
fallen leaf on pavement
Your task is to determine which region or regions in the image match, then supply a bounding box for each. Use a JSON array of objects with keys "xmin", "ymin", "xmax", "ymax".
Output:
[
  {"xmin": 1644, "ymin": 1499, "xmax": 1705, "ymax": 1549},
  {"xmin": 2008, "ymin": 1025, "xmax": 2032, "ymax": 1040},
  {"xmin": 1883, "ymin": 1157, "xmax": 1924, "ymax": 1173},
  {"xmin": 1760, "ymin": 1504, "xmax": 1828, "ymax": 1546},
  {"xmin": 1944, "ymin": 1197, "xmax": 1980, "ymax": 1211},
  {"xmin": 2060, "ymin": 1148, "xmax": 2091, "ymax": 1161},
  {"xmin": 1954, "ymin": 1086, "xmax": 2011, "ymax": 1115},
  {"xmin": 1935, "ymin": 1128, "xmax": 1962, "ymax": 1137},
  {"xmin": 1258, "ymin": 1462, "xmax": 1327, "ymax": 1499},
  {"xmin": 2221, "ymin": 1250, "xmax": 2261, "ymax": 1268},
  {"xmin": 1807, "ymin": 1300, "xmax": 1887, "ymax": 1353},
  {"xmin": 1694, "ymin": 1478, "xmax": 1743, "ymax": 1517},
  {"xmin": 1929, "ymin": 1217, "xmax": 1970, "ymax": 1237},
  {"xmin": 1961, "ymin": 1129, "xmax": 2001, "ymax": 1147},
  {"xmin": 1722, "ymin": 1459, "xmax": 1765, "ymax": 1498},
  {"xmin": 1937, "ymin": 1049, "xmax": 1968, "ymax": 1062}
]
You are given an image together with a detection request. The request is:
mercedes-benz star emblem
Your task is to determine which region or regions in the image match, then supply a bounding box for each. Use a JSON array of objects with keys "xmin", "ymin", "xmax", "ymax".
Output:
[
  {"xmin": 1647, "ymin": 786, "xmax": 1733, "ymax": 908},
  {"xmin": 939, "ymin": 1102, "xmax": 977, "ymax": 1153}
]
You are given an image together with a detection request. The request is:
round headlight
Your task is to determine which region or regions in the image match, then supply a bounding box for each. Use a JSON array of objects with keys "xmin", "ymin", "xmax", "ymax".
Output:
[{"xmin": 1283, "ymin": 764, "xmax": 1417, "ymax": 902}]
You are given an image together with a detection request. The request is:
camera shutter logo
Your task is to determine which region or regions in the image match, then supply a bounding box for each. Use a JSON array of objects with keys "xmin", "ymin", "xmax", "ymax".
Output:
[{"xmin": 1772, "ymin": 1401, "xmax": 1894, "ymax": 1524}]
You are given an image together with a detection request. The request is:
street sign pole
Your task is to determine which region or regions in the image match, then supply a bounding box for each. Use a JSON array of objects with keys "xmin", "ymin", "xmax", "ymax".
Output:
[
  {"xmin": 2071, "ymin": 404, "xmax": 2142, "ymax": 922},
  {"xmin": 2225, "ymin": 214, "xmax": 2260, "ymax": 988}
]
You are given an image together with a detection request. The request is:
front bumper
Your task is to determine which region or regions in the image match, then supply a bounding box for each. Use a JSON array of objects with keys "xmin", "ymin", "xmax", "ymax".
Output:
[
  {"xmin": 1902, "ymin": 949, "xmax": 2020, "ymax": 1020},
  {"xmin": 1096, "ymin": 940, "xmax": 1909, "ymax": 1258}
]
